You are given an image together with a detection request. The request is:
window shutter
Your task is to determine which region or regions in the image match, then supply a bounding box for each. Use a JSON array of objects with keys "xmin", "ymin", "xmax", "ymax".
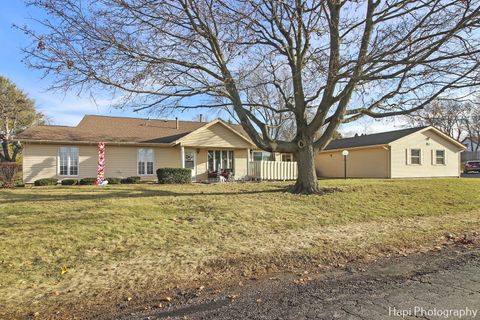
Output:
[
  {"xmin": 444, "ymin": 149, "xmax": 448, "ymax": 165},
  {"xmin": 406, "ymin": 148, "xmax": 411, "ymax": 165},
  {"xmin": 431, "ymin": 150, "xmax": 434, "ymax": 165},
  {"xmin": 420, "ymin": 149, "xmax": 424, "ymax": 165}
]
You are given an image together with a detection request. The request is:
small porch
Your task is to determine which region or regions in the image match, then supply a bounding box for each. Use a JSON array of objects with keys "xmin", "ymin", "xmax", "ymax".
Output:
[
  {"xmin": 181, "ymin": 146, "xmax": 249, "ymax": 182},
  {"xmin": 180, "ymin": 146, "xmax": 298, "ymax": 182}
]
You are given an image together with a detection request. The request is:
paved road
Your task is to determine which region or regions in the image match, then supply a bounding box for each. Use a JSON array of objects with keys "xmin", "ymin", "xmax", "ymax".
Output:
[
  {"xmin": 122, "ymin": 247, "xmax": 480, "ymax": 320},
  {"xmin": 462, "ymin": 173, "xmax": 480, "ymax": 178}
]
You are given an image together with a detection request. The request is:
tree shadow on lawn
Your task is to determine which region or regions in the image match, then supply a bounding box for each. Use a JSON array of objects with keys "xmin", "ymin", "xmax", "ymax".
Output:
[{"xmin": 0, "ymin": 185, "xmax": 286, "ymax": 204}]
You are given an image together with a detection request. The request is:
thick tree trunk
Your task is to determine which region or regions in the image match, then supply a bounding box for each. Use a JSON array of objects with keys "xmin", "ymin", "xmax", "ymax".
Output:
[
  {"xmin": 1, "ymin": 140, "xmax": 12, "ymax": 162},
  {"xmin": 287, "ymin": 145, "xmax": 320, "ymax": 194}
]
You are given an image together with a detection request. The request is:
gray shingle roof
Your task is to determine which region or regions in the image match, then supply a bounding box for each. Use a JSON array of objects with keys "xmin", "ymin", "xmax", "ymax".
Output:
[{"xmin": 324, "ymin": 127, "xmax": 427, "ymax": 150}]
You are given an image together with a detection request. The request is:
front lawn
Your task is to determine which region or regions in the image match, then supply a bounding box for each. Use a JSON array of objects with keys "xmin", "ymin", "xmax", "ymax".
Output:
[{"xmin": 1, "ymin": 179, "xmax": 479, "ymax": 319}]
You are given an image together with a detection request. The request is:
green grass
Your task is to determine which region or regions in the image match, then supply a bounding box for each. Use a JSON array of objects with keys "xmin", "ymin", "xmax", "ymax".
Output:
[{"xmin": 1, "ymin": 179, "xmax": 479, "ymax": 319}]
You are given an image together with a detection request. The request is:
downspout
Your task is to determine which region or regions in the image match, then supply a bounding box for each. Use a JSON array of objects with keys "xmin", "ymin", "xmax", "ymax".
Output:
[
  {"xmin": 383, "ymin": 145, "xmax": 391, "ymax": 179},
  {"xmin": 22, "ymin": 142, "xmax": 27, "ymax": 183},
  {"xmin": 458, "ymin": 152, "xmax": 461, "ymax": 178},
  {"xmin": 247, "ymin": 148, "xmax": 251, "ymax": 178},
  {"xmin": 388, "ymin": 146, "xmax": 391, "ymax": 179},
  {"xmin": 180, "ymin": 145, "xmax": 185, "ymax": 168}
]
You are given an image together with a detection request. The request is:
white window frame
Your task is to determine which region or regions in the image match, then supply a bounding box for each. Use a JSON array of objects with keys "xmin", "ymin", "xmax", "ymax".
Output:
[
  {"xmin": 252, "ymin": 151, "xmax": 263, "ymax": 161},
  {"xmin": 207, "ymin": 150, "xmax": 234, "ymax": 172},
  {"xmin": 137, "ymin": 148, "xmax": 155, "ymax": 176},
  {"xmin": 434, "ymin": 149, "xmax": 446, "ymax": 165},
  {"xmin": 410, "ymin": 148, "xmax": 422, "ymax": 165},
  {"xmin": 58, "ymin": 146, "xmax": 80, "ymax": 176},
  {"xmin": 252, "ymin": 151, "xmax": 272, "ymax": 161}
]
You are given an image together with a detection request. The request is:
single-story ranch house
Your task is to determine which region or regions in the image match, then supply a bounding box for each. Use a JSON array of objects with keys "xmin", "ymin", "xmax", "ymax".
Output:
[
  {"xmin": 18, "ymin": 115, "xmax": 281, "ymax": 183},
  {"xmin": 17, "ymin": 115, "xmax": 465, "ymax": 183},
  {"xmin": 316, "ymin": 126, "xmax": 466, "ymax": 178}
]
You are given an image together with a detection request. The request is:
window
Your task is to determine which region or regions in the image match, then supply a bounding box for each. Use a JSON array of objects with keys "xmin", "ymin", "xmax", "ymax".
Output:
[
  {"xmin": 138, "ymin": 148, "xmax": 154, "ymax": 175},
  {"xmin": 410, "ymin": 149, "xmax": 421, "ymax": 165},
  {"xmin": 184, "ymin": 150, "xmax": 195, "ymax": 169},
  {"xmin": 59, "ymin": 147, "xmax": 79, "ymax": 176},
  {"xmin": 207, "ymin": 150, "xmax": 234, "ymax": 172},
  {"xmin": 281, "ymin": 153, "xmax": 293, "ymax": 162},
  {"xmin": 215, "ymin": 150, "xmax": 221, "ymax": 171},
  {"xmin": 222, "ymin": 150, "xmax": 228, "ymax": 170},
  {"xmin": 435, "ymin": 150, "xmax": 445, "ymax": 165},
  {"xmin": 252, "ymin": 151, "xmax": 272, "ymax": 161},
  {"xmin": 228, "ymin": 150, "xmax": 234, "ymax": 170},
  {"xmin": 208, "ymin": 151, "xmax": 214, "ymax": 171}
]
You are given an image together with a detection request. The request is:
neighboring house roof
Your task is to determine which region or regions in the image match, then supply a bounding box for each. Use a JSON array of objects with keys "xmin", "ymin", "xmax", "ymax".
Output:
[
  {"xmin": 324, "ymin": 127, "xmax": 427, "ymax": 150},
  {"xmin": 324, "ymin": 126, "xmax": 466, "ymax": 151},
  {"xmin": 17, "ymin": 115, "xmax": 251, "ymax": 145}
]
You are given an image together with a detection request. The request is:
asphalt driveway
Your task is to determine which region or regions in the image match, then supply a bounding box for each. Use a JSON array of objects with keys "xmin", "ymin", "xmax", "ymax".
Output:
[
  {"xmin": 120, "ymin": 245, "xmax": 480, "ymax": 320},
  {"xmin": 462, "ymin": 173, "xmax": 480, "ymax": 178}
]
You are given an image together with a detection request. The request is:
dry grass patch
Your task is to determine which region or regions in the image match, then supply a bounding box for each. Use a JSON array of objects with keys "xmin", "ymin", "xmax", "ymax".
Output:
[{"xmin": 0, "ymin": 179, "xmax": 479, "ymax": 319}]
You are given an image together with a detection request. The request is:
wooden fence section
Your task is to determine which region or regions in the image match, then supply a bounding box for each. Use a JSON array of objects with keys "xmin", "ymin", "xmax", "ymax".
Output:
[{"xmin": 248, "ymin": 161, "xmax": 297, "ymax": 181}]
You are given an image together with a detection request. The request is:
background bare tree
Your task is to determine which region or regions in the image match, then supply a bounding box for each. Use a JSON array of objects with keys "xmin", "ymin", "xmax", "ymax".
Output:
[
  {"xmin": 20, "ymin": 0, "xmax": 480, "ymax": 193},
  {"xmin": 0, "ymin": 76, "xmax": 45, "ymax": 162},
  {"xmin": 407, "ymin": 99, "xmax": 480, "ymax": 151},
  {"xmin": 407, "ymin": 100, "xmax": 470, "ymax": 141},
  {"xmin": 463, "ymin": 105, "xmax": 480, "ymax": 151}
]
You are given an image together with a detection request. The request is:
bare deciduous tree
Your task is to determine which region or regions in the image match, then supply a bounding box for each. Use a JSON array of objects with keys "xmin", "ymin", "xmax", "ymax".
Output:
[
  {"xmin": 19, "ymin": 0, "xmax": 480, "ymax": 193},
  {"xmin": 408, "ymin": 100, "xmax": 480, "ymax": 151},
  {"xmin": 463, "ymin": 105, "xmax": 480, "ymax": 151},
  {"xmin": 0, "ymin": 76, "xmax": 45, "ymax": 162},
  {"xmin": 407, "ymin": 100, "xmax": 469, "ymax": 141}
]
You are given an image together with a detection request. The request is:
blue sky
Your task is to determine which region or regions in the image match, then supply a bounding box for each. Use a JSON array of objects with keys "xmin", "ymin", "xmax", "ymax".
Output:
[
  {"xmin": 0, "ymin": 2, "xmax": 200, "ymax": 126},
  {"xmin": 0, "ymin": 1, "xmax": 400, "ymax": 135}
]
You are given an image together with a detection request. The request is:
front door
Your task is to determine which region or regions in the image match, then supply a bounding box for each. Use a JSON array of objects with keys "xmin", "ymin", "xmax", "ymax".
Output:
[{"xmin": 184, "ymin": 149, "xmax": 196, "ymax": 180}]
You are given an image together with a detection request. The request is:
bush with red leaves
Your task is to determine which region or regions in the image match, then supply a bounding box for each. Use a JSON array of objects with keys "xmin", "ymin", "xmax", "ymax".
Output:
[{"xmin": 0, "ymin": 162, "xmax": 21, "ymax": 188}]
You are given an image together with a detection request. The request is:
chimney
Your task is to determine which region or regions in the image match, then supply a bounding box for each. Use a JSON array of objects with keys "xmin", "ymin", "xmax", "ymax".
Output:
[
  {"xmin": 175, "ymin": 117, "xmax": 179, "ymax": 129},
  {"xmin": 199, "ymin": 114, "xmax": 203, "ymax": 122}
]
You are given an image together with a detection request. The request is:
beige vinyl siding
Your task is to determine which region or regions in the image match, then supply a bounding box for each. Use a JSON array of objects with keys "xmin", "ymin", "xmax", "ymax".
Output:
[
  {"xmin": 235, "ymin": 149, "xmax": 249, "ymax": 179},
  {"xmin": 195, "ymin": 149, "xmax": 208, "ymax": 181},
  {"xmin": 110, "ymin": 145, "xmax": 181, "ymax": 180},
  {"xmin": 180, "ymin": 123, "xmax": 252, "ymax": 148},
  {"xmin": 157, "ymin": 145, "xmax": 182, "ymax": 168},
  {"xmin": 104, "ymin": 146, "xmax": 138, "ymax": 178},
  {"xmin": 316, "ymin": 146, "xmax": 389, "ymax": 178},
  {"xmin": 389, "ymin": 130, "xmax": 461, "ymax": 178},
  {"xmin": 22, "ymin": 143, "xmax": 98, "ymax": 183},
  {"xmin": 104, "ymin": 146, "xmax": 181, "ymax": 180},
  {"xmin": 22, "ymin": 144, "xmax": 183, "ymax": 183}
]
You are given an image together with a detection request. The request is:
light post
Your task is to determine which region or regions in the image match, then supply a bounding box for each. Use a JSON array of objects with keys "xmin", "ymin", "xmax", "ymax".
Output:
[{"xmin": 342, "ymin": 150, "xmax": 349, "ymax": 180}]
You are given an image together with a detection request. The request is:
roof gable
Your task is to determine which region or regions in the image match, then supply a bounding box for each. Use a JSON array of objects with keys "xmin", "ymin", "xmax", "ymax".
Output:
[{"xmin": 175, "ymin": 119, "xmax": 254, "ymax": 147}]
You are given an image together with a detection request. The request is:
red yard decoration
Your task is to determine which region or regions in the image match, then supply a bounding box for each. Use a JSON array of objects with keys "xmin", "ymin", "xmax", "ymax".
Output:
[{"xmin": 96, "ymin": 142, "xmax": 105, "ymax": 185}]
